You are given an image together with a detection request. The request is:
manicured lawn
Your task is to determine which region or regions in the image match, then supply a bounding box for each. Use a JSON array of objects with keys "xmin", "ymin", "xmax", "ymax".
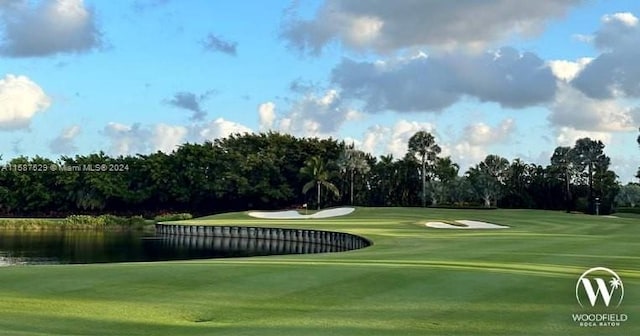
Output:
[{"xmin": 0, "ymin": 208, "xmax": 638, "ymax": 335}]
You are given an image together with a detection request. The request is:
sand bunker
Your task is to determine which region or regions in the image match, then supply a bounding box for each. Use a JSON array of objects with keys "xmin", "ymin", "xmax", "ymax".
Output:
[
  {"xmin": 425, "ymin": 220, "xmax": 509, "ymax": 229},
  {"xmin": 247, "ymin": 207, "xmax": 355, "ymax": 219}
]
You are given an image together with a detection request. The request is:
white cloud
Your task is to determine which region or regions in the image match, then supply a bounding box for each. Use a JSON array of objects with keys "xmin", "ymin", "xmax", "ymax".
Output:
[
  {"xmin": 273, "ymin": 89, "xmax": 357, "ymax": 137},
  {"xmin": 0, "ymin": 0, "xmax": 102, "ymax": 57},
  {"xmin": 555, "ymin": 126, "xmax": 612, "ymax": 147},
  {"xmin": 387, "ymin": 120, "xmax": 437, "ymax": 157},
  {"xmin": 49, "ymin": 125, "xmax": 81, "ymax": 154},
  {"xmin": 571, "ymin": 12, "xmax": 640, "ymax": 98},
  {"xmin": 102, "ymin": 118, "xmax": 253, "ymax": 156},
  {"xmin": 360, "ymin": 124, "xmax": 388, "ymax": 155},
  {"xmin": 444, "ymin": 141, "xmax": 488, "ymax": 172},
  {"xmin": 195, "ymin": 118, "xmax": 252, "ymax": 141},
  {"xmin": 464, "ymin": 119, "xmax": 515, "ymax": 145},
  {"xmin": 258, "ymin": 102, "xmax": 276, "ymax": 130},
  {"xmin": 549, "ymin": 83, "xmax": 638, "ymax": 132},
  {"xmin": 603, "ymin": 12, "xmax": 638, "ymax": 27},
  {"xmin": 357, "ymin": 120, "xmax": 436, "ymax": 159},
  {"xmin": 152, "ymin": 123, "xmax": 187, "ymax": 153},
  {"xmin": 103, "ymin": 122, "xmax": 152, "ymax": 156},
  {"xmin": 0, "ymin": 74, "xmax": 51, "ymax": 130},
  {"xmin": 332, "ymin": 47, "xmax": 557, "ymax": 113},
  {"xmin": 281, "ymin": 0, "xmax": 582, "ymax": 53},
  {"xmin": 437, "ymin": 118, "xmax": 515, "ymax": 172},
  {"xmin": 548, "ymin": 57, "xmax": 592, "ymax": 81}
]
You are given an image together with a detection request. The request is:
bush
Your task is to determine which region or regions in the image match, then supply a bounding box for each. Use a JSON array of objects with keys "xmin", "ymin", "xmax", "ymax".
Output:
[
  {"xmin": 0, "ymin": 218, "xmax": 64, "ymax": 230},
  {"xmin": 616, "ymin": 207, "xmax": 640, "ymax": 215},
  {"xmin": 0, "ymin": 215, "xmax": 150, "ymax": 230},
  {"xmin": 63, "ymin": 214, "xmax": 150, "ymax": 229},
  {"xmin": 154, "ymin": 213, "xmax": 193, "ymax": 222},
  {"xmin": 65, "ymin": 215, "xmax": 106, "ymax": 228}
]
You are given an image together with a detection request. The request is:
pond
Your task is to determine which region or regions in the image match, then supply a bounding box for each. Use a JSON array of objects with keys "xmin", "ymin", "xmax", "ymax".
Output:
[{"xmin": 0, "ymin": 230, "xmax": 349, "ymax": 266}]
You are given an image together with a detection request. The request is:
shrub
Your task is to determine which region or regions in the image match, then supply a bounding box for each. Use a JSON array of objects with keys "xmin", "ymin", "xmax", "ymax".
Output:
[
  {"xmin": 154, "ymin": 213, "xmax": 193, "ymax": 222},
  {"xmin": 65, "ymin": 215, "xmax": 106, "ymax": 228},
  {"xmin": 616, "ymin": 207, "xmax": 640, "ymax": 215}
]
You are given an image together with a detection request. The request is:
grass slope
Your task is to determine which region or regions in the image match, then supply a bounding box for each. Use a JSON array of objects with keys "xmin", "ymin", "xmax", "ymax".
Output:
[{"xmin": 0, "ymin": 208, "xmax": 638, "ymax": 335}]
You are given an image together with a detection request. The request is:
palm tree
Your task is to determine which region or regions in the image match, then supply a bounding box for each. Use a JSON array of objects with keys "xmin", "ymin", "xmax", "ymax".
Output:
[
  {"xmin": 408, "ymin": 131, "xmax": 441, "ymax": 207},
  {"xmin": 337, "ymin": 145, "xmax": 370, "ymax": 205},
  {"xmin": 551, "ymin": 146, "xmax": 575, "ymax": 213},
  {"xmin": 300, "ymin": 156, "xmax": 340, "ymax": 210}
]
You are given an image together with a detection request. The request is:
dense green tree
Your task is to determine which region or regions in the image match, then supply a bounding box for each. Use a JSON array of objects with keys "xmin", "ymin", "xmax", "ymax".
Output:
[
  {"xmin": 0, "ymin": 131, "xmax": 626, "ymax": 216},
  {"xmin": 467, "ymin": 155, "xmax": 509, "ymax": 207},
  {"xmin": 572, "ymin": 138, "xmax": 610, "ymax": 214},
  {"xmin": 300, "ymin": 156, "xmax": 340, "ymax": 210},
  {"xmin": 337, "ymin": 145, "xmax": 371, "ymax": 205},
  {"xmin": 430, "ymin": 156, "xmax": 459, "ymax": 205},
  {"xmin": 550, "ymin": 146, "xmax": 576, "ymax": 213},
  {"xmin": 501, "ymin": 159, "xmax": 535, "ymax": 208},
  {"xmin": 616, "ymin": 183, "xmax": 640, "ymax": 207},
  {"xmin": 407, "ymin": 131, "xmax": 441, "ymax": 207}
]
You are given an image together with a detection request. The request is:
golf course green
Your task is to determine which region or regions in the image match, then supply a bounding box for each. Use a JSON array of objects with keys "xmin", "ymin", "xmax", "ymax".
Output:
[{"xmin": 0, "ymin": 207, "xmax": 638, "ymax": 335}]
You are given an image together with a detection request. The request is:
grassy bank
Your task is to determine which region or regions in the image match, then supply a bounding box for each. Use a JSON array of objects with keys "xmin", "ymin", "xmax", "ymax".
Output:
[
  {"xmin": 0, "ymin": 214, "xmax": 153, "ymax": 230},
  {"xmin": 0, "ymin": 207, "xmax": 638, "ymax": 335}
]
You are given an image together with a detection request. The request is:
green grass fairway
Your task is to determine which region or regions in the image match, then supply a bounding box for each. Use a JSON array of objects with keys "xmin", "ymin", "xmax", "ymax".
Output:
[{"xmin": 0, "ymin": 208, "xmax": 638, "ymax": 335}]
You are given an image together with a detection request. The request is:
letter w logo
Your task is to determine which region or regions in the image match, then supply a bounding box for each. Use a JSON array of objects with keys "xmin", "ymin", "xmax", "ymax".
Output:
[{"xmin": 581, "ymin": 278, "xmax": 614, "ymax": 307}]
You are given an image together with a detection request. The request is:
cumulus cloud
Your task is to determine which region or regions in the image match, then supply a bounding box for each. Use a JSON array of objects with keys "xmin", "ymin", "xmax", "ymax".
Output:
[
  {"xmin": 549, "ymin": 83, "xmax": 638, "ymax": 132},
  {"xmin": 49, "ymin": 125, "xmax": 81, "ymax": 154},
  {"xmin": 102, "ymin": 118, "xmax": 253, "ymax": 155},
  {"xmin": 332, "ymin": 47, "xmax": 557, "ymax": 113},
  {"xmin": 0, "ymin": 74, "xmax": 51, "ymax": 130},
  {"xmin": 281, "ymin": 0, "xmax": 582, "ymax": 54},
  {"xmin": 152, "ymin": 123, "xmax": 187, "ymax": 153},
  {"xmin": 103, "ymin": 122, "xmax": 152, "ymax": 156},
  {"xmin": 554, "ymin": 126, "xmax": 612, "ymax": 147},
  {"xmin": 165, "ymin": 91, "xmax": 214, "ymax": 121},
  {"xmin": 571, "ymin": 12, "xmax": 640, "ymax": 98},
  {"xmin": 357, "ymin": 120, "xmax": 436, "ymax": 158},
  {"xmin": 274, "ymin": 89, "xmax": 359, "ymax": 137},
  {"xmin": 464, "ymin": 119, "xmax": 515, "ymax": 145},
  {"xmin": 548, "ymin": 57, "xmax": 592, "ymax": 81},
  {"xmin": 195, "ymin": 117, "xmax": 252, "ymax": 141},
  {"xmin": 202, "ymin": 33, "xmax": 238, "ymax": 56},
  {"xmin": 435, "ymin": 118, "xmax": 516, "ymax": 171},
  {"xmin": 0, "ymin": 0, "xmax": 102, "ymax": 57},
  {"xmin": 258, "ymin": 102, "xmax": 276, "ymax": 130}
]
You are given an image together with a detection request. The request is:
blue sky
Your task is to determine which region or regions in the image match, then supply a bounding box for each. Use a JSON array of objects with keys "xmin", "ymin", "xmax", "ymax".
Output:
[{"xmin": 0, "ymin": 0, "xmax": 638, "ymax": 182}]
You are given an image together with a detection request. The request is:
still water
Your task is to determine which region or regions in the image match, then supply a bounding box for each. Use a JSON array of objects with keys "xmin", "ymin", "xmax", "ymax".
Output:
[{"xmin": 0, "ymin": 230, "xmax": 346, "ymax": 266}]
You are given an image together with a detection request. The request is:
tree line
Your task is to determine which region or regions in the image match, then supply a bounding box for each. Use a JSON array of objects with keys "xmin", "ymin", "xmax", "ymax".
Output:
[{"xmin": 0, "ymin": 131, "xmax": 637, "ymax": 217}]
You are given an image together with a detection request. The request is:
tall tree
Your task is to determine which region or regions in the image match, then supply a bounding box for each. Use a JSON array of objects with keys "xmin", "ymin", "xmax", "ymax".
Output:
[
  {"xmin": 407, "ymin": 131, "xmax": 441, "ymax": 207},
  {"xmin": 337, "ymin": 145, "xmax": 371, "ymax": 205},
  {"xmin": 300, "ymin": 156, "xmax": 340, "ymax": 210},
  {"xmin": 467, "ymin": 155, "xmax": 509, "ymax": 207},
  {"xmin": 572, "ymin": 138, "xmax": 606, "ymax": 214},
  {"xmin": 502, "ymin": 159, "xmax": 535, "ymax": 208},
  {"xmin": 431, "ymin": 156, "xmax": 459, "ymax": 205},
  {"xmin": 550, "ymin": 146, "xmax": 576, "ymax": 213}
]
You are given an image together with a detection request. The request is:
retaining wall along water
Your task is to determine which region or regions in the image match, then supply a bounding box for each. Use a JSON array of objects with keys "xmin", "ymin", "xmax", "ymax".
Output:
[{"xmin": 155, "ymin": 224, "xmax": 371, "ymax": 251}]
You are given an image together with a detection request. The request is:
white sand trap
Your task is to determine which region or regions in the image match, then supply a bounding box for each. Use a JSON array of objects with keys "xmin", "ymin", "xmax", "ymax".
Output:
[
  {"xmin": 247, "ymin": 207, "xmax": 355, "ymax": 219},
  {"xmin": 425, "ymin": 220, "xmax": 509, "ymax": 229}
]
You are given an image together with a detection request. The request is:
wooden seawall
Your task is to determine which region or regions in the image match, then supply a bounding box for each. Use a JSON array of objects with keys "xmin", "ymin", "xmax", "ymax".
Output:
[{"xmin": 155, "ymin": 224, "xmax": 371, "ymax": 251}]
